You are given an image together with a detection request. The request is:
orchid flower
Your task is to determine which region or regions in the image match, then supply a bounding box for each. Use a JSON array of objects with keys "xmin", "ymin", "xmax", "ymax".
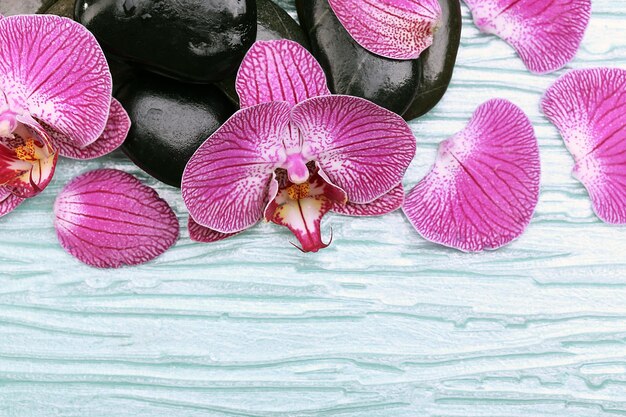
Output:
[
  {"xmin": 327, "ymin": 0, "xmax": 442, "ymax": 60},
  {"xmin": 182, "ymin": 40, "xmax": 416, "ymax": 252},
  {"xmin": 0, "ymin": 14, "xmax": 130, "ymax": 216},
  {"xmin": 464, "ymin": 0, "xmax": 591, "ymax": 74}
]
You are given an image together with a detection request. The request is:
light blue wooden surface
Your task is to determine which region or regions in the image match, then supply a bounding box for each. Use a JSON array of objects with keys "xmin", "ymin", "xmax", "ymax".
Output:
[{"xmin": 1, "ymin": 1, "xmax": 626, "ymax": 416}]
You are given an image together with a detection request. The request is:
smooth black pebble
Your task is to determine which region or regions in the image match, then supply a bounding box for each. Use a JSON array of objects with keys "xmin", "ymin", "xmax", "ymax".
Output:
[
  {"xmin": 75, "ymin": 0, "xmax": 257, "ymax": 83},
  {"xmin": 404, "ymin": 0, "xmax": 462, "ymax": 120},
  {"xmin": 116, "ymin": 72, "xmax": 237, "ymax": 187}
]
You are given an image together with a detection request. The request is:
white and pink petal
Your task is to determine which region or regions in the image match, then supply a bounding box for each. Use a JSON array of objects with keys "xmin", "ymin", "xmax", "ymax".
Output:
[
  {"xmin": 292, "ymin": 95, "xmax": 416, "ymax": 205},
  {"xmin": 403, "ymin": 99, "xmax": 540, "ymax": 252},
  {"xmin": 182, "ymin": 102, "xmax": 290, "ymax": 233},
  {"xmin": 542, "ymin": 67, "xmax": 626, "ymax": 224},
  {"xmin": 236, "ymin": 40, "xmax": 330, "ymax": 108},
  {"xmin": 53, "ymin": 169, "xmax": 179, "ymax": 268},
  {"xmin": 328, "ymin": 0, "xmax": 442, "ymax": 60},
  {"xmin": 464, "ymin": 0, "xmax": 591, "ymax": 74},
  {"xmin": 0, "ymin": 15, "xmax": 112, "ymax": 147}
]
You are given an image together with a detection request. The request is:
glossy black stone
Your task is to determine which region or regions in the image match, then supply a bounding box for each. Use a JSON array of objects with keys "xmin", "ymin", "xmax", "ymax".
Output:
[
  {"xmin": 217, "ymin": 0, "xmax": 310, "ymax": 106},
  {"xmin": 75, "ymin": 0, "xmax": 257, "ymax": 83},
  {"xmin": 404, "ymin": 0, "xmax": 462, "ymax": 120},
  {"xmin": 296, "ymin": 0, "xmax": 420, "ymax": 115},
  {"xmin": 116, "ymin": 72, "xmax": 237, "ymax": 187}
]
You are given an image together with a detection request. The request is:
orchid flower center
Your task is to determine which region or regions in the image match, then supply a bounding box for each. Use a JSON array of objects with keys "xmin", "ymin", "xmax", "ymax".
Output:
[
  {"xmin": 285, "ymin": 152, "xmax": 310, "ymax": 184},
  {"xmin": 0, "ymin": 119, "xmax": 57, "ymax": 197}
]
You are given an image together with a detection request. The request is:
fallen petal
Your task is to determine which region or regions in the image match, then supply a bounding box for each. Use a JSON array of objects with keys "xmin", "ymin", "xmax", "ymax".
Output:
[
  {"xmin": 182, "ymin": 102, "xmax": 290, "ymax": 233},
  {"xmin": 0, "ymin": 15, "xmax": 112, "ymax": 147},
  {"xmin": 328, "ymin": 0, "xmax": 442, "ymax": 60},
  {"xmin": 0, "ymin": 186, "xmax": 24, "ymax": 217},
  {"xmin": 464, "ymin": 0, "xmax": 591, "ymax": 74},
  {"xmin": 50, "ymin": 99, "xmax": 131, "ymax": 160},
  {"xmin": 236, "ymin": 40, "xmax": 331, "ymax": 108},
  {"xmin": 293, "ymin": 95, "xmax": 416, "ymax": 204},
  {"xmin": 404, "ymin": 99, "xmax": 540, "ymax": 252},
  {"xmin": 188, "ymin": 217, "xmax": 240, "ymax": 243},
  {"xmin": 542, "ymin": 67, "xmax": 626, "ymax": 224},
  {"xmin": 53, "ymin": 169, "xmax": 179, "ymax": 268},
  {"xmin": 334, "ymin": 183, "xmax": 404, "ymax": 216}
]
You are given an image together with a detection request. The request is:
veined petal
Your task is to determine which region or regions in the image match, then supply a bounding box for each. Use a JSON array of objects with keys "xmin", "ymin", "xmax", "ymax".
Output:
[
  {"xmin": 188, "ymin": 217, "xmax": 240, "ymax": 243},
  {"xmin": 236, "ymin": 40, "xmax": 331, "ymax": 108},
  {"xmin": 266, "ymin": 171, "xmax": 344, "ymax": 252},
  {"xmin": 0, "ymin": 186, "xmax": 24, "ymax": 217},
  {"xmin": 328, "ymin": 0, "xmax": 442, "ymax": 60},
  {"xmin": 53, "ymin": 169, "xmax": 179, "ymax": 268},
  {"xmin": 48, "ymin": 99, "xmax": 131, "ymax": 160},
  {"xmin": 464, "ymin": 0, "xmax": 591, "ymax": 74},
  {"xmin": 0, "ymin": 15, "xmax": 112, "ymax": 147},
  {"xmin": 1, "ymin": 115, "xmax": 57, "ymax": 198},
  {"xmin": 334, "ymin": 183, "xmax": 404, "ymax": 216},
  {"xmin": 182, "ymin": 102, "xmax": 290, "ymax": 233},
  {"xmin": 542, "ymin": 68, "xmax": 626, "ymax": 224},
  {"xmin": 292, "ymin": 95, "xmax": 416, "ymax": 204},
  {"xmin": 404, "ymin": 99, "xmax": 540, "ymax": 252}
]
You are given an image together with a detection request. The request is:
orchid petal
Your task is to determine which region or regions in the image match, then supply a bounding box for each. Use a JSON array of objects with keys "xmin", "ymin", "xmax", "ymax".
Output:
[
  {"xmin": 188, "ymin": 217, "xmax": 240, "ymax": 243},
  {"xmin": 266, "ymin": 171, "xmax": 342, "ymax": 253},
  {"xmin": 334, "ymin": 183, "xmax": 404, "ymax": 216},
  {"xmin": 464, "ymin": 0, "xmax": 591, "ymax": 74},
  {"xmin": 292, "ymin": 95, "xmax": 416, "ymax": 204},
  {"xmin": 328, "ymin": 0, "xmax": 442, "ymax": 60},
  {"xmin": 236, "ymin": 40, "xmax": 331, "ymax": 108},
  {"xmin": 0, "ymin": 186, "xmax": 24, "ymax": 217},
  {"xmin": 0, "ymin": 15, "xmax": 112, "ymax": 146},
  {"xmin": 403, "ymin": 99, "xmax": 540, "ymax": 252},
  {"xmin": 48, "ymin": 99, "xmax": 131, "ymax": 160},
  {"xmin": 542, "ymin": 68, "xmax": 626, "ymax": 224},
  {"xmin": 182, "ymin": 102, "xmax": 290, "ymax": 233},
  {"xmin": 53, "ymin": 169, "xmax": 179, "ymax": 268}
]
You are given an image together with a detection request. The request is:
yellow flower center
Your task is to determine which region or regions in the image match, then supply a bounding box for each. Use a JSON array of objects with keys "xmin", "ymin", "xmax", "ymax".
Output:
[
  {"xmin": 287, "ymin": 182, "xmax": 310, "ymax": 200},
  {"xmin": 14, "ymin": 138, "xmax": 37, "ymax": 162}
]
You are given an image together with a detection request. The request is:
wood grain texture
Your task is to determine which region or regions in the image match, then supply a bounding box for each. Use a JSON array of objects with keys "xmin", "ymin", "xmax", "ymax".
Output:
[{"xmin": 1, "ymin": 1, "xmax": 626, "ymax": 416}]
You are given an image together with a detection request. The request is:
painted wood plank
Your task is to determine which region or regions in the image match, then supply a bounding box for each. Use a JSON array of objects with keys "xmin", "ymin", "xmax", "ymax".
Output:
[{"xmin": 0, "ymin": 1, "xmax": 626, "ymax": 416}]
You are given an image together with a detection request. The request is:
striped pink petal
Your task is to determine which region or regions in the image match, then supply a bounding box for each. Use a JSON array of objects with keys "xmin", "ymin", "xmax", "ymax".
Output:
[
  {"xmin": 542, "ymin": 68, "xmax": 626, "ymax": 224},
  {"xmin": 182, "ymin": 102, "xmax": 290, "ymax": 233},
  {"xmin": 464, "ymin": 0, "xmax": 591, "ymax": 74},
  {"xmin": 328, "ymin": 0, "xmax": 442, "ymax": 60},
  {"xmin": 0, "ymin": 186, "xmax": 24, "ymax": 217},
  {"xmin": 53, "ymin": 169, "xmax": 179, "ymax": 268},
  {"xmin": 236, "ymin": 40, "xmax": 331, "ymax": 108},
  {"xmin": 403, "ymin": 99, "xmax": 540, "ymax": 252},
  {"xmin": 49, "ymin": 99, "xmax": 131, "ymax": 160},
  {"xmin": 188, "ymin": 217, "xmax": 240, "ymax": 243},
  {"xmin": 333, "ymin": 183, "xmax": 404, "ymax": 216},
  {"xmin": 0, "ymin": 15, "xmax": 112, "ymax": 147},
  {"xmin": 292, "ymin": 95, "xmax": 416, "ymax": 204}
]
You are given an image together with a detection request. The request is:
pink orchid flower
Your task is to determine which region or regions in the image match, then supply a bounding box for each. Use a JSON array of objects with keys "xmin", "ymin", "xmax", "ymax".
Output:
[
  {"xmin": 328, "ymin": 0, "xmax": 442, "ymax": 60},
  {"xmin": 0, "ymin": 14, "xmax": 130, "ymax": 215},
  {"xmin": 182, "ymin": 40, "xmax": 416, "ymax": 252}
]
